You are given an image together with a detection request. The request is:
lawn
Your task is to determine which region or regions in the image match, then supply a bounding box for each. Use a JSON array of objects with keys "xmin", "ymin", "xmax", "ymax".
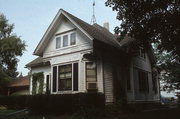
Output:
[{"xmin": 0, "ymin": 107, "xmax": 180, "ymax": 119}]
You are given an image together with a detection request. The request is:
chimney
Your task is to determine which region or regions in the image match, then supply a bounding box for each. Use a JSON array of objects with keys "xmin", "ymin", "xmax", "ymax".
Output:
[{"xmin": 103, "ymin": 22, "xmax": 109, "ymax": 31}]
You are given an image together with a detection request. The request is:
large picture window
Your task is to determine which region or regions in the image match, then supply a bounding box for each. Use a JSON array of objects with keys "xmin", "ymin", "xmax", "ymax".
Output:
[
  {"xmin": 138, "ymin": 70, "xmax": 149, "ymax": 92},
  {"xmin": 58, "ymin": 64, "xmax": 72, "ymax": 91}
]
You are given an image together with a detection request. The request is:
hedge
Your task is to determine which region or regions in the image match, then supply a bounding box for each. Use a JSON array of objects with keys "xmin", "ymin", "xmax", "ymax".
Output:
[{"xmin": 0, "ymin": 93, "xmax": 105, "ymax": 115}]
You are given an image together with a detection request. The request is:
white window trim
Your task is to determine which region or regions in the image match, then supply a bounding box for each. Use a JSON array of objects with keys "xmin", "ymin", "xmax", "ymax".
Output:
[
  {"xmin": 55, "ymin": 31, "xmax": 77, "ymax": 50},
  {"xmin": 85, "ymin": 61, "xmax": 98, "ymax": 91},
  {"xmin": 52, "ymin": 61, "xmax": 79, "ymax": 93}
]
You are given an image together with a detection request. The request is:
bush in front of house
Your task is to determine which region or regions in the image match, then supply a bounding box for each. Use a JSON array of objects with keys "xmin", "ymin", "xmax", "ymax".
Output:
[
  {"xmin": 0, "ymin": 95, "xmax": 28, "ymax": 109},
  {"xmin": 27, "ymin": 93, "xmax": 105, "ymax": 115},
  {"xmin": 0, "ymin": 93, "xmax": 105, "ymax": 115}
]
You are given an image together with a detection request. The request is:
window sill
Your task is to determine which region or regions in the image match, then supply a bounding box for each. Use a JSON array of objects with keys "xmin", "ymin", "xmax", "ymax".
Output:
[
  {"xmin": 53, "ymin": 91, "xmax": 79, "ymax": 94},
  {"xmin": 55, "ymin": 44, "xmax": 77, "ymax": 51}
]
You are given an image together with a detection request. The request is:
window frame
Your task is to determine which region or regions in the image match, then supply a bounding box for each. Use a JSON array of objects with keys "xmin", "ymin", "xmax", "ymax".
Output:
[
  {"xmin": 63, "ymin": 35, "xmax": 68, "ymax": 47},
  {"xmin": 58, "ymin": 64, "xmax": 72, "ymax": 91},
  {"xmin": 85, "ymin": 61, "xmax": 97, "ymax": 90},
  {"xmin": 55, "ymin": 31, "xmax": 76, "ymax": 49},
  {"xmin": 138, "ymin": 69, "xmax": 149, "ymax": 93},
  {"xmin": 70, "ymin": 32, "xmax": 76, "ymax": 45},
  {"xmin": 52, "ymin": 62, "xmax": 79, "ymax": 93},
  {"xmin": 138, "ymin": 47, "xmax": 146, "ymax": 59},
  {"xmin": 56, "ymin": 37, "xmax": 61, "ymax": 49}
]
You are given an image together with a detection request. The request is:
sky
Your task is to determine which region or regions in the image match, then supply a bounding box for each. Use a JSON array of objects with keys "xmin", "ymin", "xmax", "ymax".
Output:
[{"xmin": 0, "ymin": 0, "xmax": 120, "ymax": 76}]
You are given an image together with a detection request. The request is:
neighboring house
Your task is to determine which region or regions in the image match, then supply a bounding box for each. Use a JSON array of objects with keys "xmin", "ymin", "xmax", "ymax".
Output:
[
  {"xmin": 26, "ymin": 9, "xmax": 160, "ymax": 103},
  {"xmin": 7, "ymin": 76, "xmax": 29, "ymax": 96}
]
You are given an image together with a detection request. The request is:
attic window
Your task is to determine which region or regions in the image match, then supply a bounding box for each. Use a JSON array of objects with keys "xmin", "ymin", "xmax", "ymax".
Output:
[
  {"xmin": 70, "ymin": 32, "xmax": 76, "ymax": 45},
  {"xmin": 139, "ymin": 47, "xmax": 146, "ymax": 59},
  {"xmin": 63, "ymin": 35, "xmax": 68, "ymax": 47},
  {"xmin": 56, "ymin": 37, "xmax": 61, "ymax": 49},
  {"xmin": 55, "ymin": 32, "xmax": 76, "ymax": 49}
]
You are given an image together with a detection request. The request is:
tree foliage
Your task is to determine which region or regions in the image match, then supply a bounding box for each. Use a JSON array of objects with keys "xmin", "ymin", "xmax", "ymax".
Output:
[
  {"xmin": 0, "ymin": 14, "xmax": 26, "ymax": 92},
  {"xmin": 105, "ymin": 0, "xmax": 180, "ymax": 91},
  {"xmin": 155, "ymin": 48, "xmax": 180, "ymax": 91},
  {"xmin": 105, "ymin": 0, "xmax": 180, "ymax": 60}
]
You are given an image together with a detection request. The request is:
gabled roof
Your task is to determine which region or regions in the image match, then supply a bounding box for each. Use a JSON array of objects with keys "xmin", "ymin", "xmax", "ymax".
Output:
[
  {"xmin": 34, "ymin": 9, "xmax": 122, "ymax": 56},
  {"xmin": 8, "ymin": 76, "xmax": 29, "ymax": 88},
  {"xmin": 28, "ymin": 9, "xmax": 157, "ymax": 68}
]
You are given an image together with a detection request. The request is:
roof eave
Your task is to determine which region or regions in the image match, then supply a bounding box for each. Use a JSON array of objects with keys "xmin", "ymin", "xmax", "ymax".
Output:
[{"xmin": 33, "ymin": 9, "xmax": 94, "ymax": 56}]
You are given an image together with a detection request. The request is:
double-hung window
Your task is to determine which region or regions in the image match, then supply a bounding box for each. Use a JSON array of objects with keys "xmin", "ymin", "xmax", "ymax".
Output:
[
  {"xmin": 138, "ymin": 70, "xmax": 149, "ymax": 92},
  {"xmin": 58, "ymin": 64, "xmax": 72, "ymax": 91},
  {"xmin": 56, "ymin": 32, "xmax": 76, "ymax": 49},
  {"xmin": 56, "ymin": 37, "xmax": 61, "ymax": 49},
  {"xmin": 70, "ymin": 32, "xmax": 76, "ymax": 45},
  {"xmin": 86, "ymin": 62, "xmax": 97, "ymax": 90},
  {"xmin": 52, "ymin": 63, "xmax": 78, "ymax": 92},
  {"xmin": 63, "ymin": 35, "xmax": 68, "ymax": 47},
  {"xmin": 139, "ymin": 47, "xmax": 146, "ymax": 59}
]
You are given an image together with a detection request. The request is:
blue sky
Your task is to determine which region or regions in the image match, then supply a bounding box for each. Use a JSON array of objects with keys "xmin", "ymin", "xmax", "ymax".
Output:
[{"xmin": 0, "ymin": 0, "xmax": 119, "ymax": 76}]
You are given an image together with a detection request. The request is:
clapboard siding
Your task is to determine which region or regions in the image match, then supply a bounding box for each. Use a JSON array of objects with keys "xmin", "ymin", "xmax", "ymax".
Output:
[{"xmin": 103, "ymin": 61, "xmax": 114, "ymax": 103}]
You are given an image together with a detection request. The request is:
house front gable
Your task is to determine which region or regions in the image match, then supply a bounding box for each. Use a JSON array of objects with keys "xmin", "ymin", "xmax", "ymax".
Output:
[
  {"xmin": 34, "ymin": 9, "xmax": 94, "ymax": 56},
  {"xmin": 43, "ymin": 15, "xmax": 93, "ymax": 59}
]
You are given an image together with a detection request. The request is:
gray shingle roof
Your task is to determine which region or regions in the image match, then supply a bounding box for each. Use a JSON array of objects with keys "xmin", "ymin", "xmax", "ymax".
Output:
[
  {"xmin": 26, "ymin": 57, "xmax": 50, "ymax": 68},
  {"xmin": 62, "ymin": 9, "xmax": 121, "ymax": 49},
  {"xmin": 26, "ymin": 9, "xmax": 156, "ymax": 67}
]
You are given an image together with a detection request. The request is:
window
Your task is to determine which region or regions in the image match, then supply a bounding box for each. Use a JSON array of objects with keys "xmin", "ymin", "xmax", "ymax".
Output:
[
  {"xmin": 56, "ymin": 32, "xmax": 76, "ymax": 49},
  {"xmin": 63, "ymin": 35, "xmax": 68, "ymax": 47},
  {"xmin": 56, "ymin": 37, "xmax": 61, "ymax": 49},
  {"xmin": 138, "ymin": 70, "xmax": 149, "ymax": 92},
  {"xmin": 139, "ymin": 47, "xmax": 146, "ymax": 59},
  {"xmin": 86, "ymin": 62, "xmax": 97, "ymax": 90},
  {"xmin": 52, "ymin": 63, "xmax": 79, "ymax": 92},
  {"xmin": 70, "ymin": 32, "xmax": 76, "ymax": 45},
  {"xmin": 86, "ymin": 62, "xmax": 97, "ymax": 82},
  {"xmin": 58, "ymin": 64, "xmax": 72, "ymax": 91}
]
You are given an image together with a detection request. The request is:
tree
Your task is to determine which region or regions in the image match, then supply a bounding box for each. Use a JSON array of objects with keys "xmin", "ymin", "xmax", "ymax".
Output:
[
  {"xmin": 105, "ymin": 0, "xmax": 180, "ymax": 60},
  {"xmin": 155, "ymin": 47, "xmax": 180, "ymax": 92},
  {"xmin": 0, "ymin": 14, "xmax": 26, "ymax": 92},
  {"xmin": 105, "ymin": 0, "xmax": 180, "ymax": 92}
]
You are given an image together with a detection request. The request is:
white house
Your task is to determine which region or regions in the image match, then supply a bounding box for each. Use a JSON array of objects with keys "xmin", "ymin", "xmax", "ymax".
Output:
[{"xmin": 26, "ymin": 9, "xmax": 160, "ymax": 103}]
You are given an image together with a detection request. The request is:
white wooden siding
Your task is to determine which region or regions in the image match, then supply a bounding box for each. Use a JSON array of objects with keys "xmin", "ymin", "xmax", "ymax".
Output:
[
  {"xmin": 129, "ymin": 53, "xmax": 160, "ymax": 102},
  {"xmin": 103, "ymin": 61, "xmax": 114, "ymax": 103},
  {"xmin": 43, "ymin": 18, "xmax": 93, "ymax": 58},
  {"xmin": 97, "ymin": 59, "xmax": 104, "ymax": 93}
]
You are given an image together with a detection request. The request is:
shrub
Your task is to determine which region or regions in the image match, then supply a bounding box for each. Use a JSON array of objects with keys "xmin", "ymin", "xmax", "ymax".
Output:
[
  {"xmin": 0, "ymin": 95, "xmax": 28, "ymax": 109},
  {"xmin": 0, "ymin": 93, "xmax": 105, "ymax": 115}
]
